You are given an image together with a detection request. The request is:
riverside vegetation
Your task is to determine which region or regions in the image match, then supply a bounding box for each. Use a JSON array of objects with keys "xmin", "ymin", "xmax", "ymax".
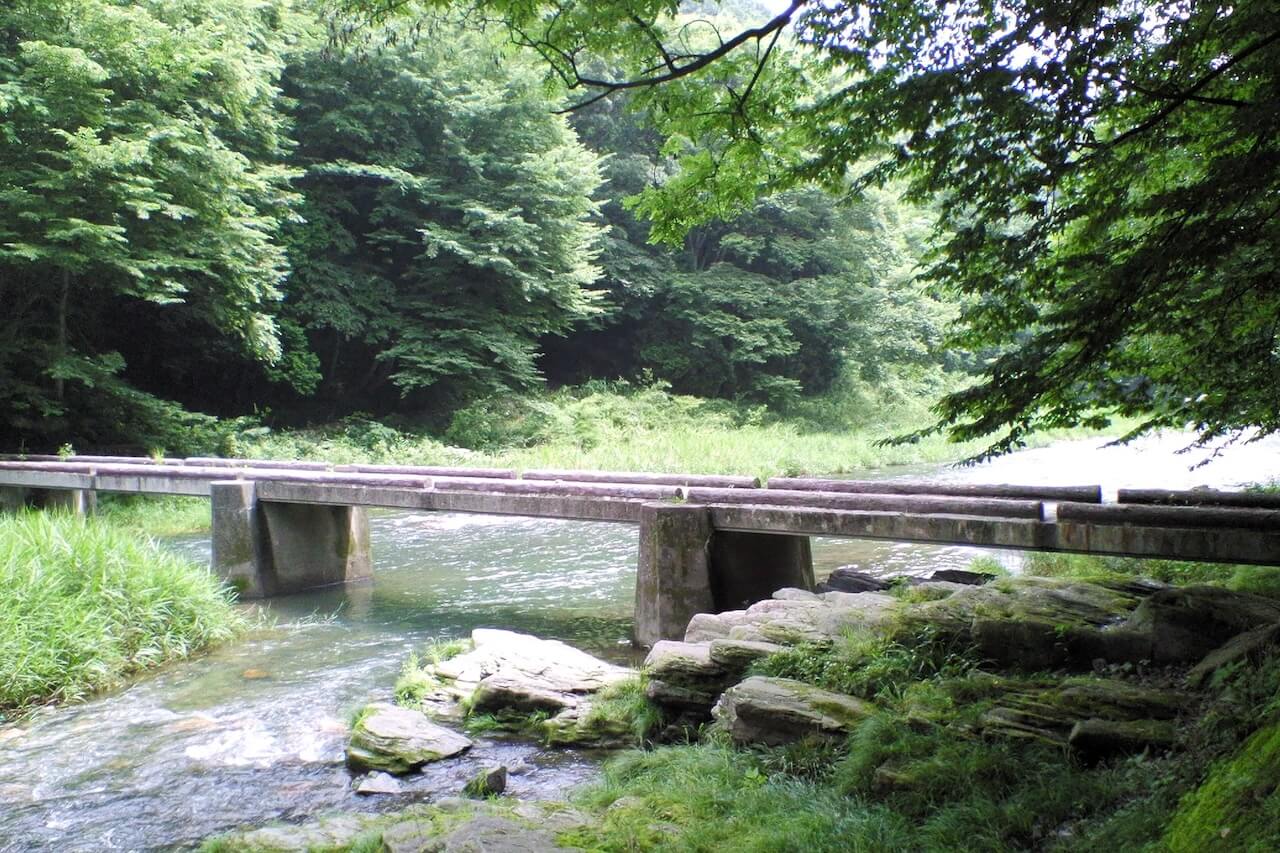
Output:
[
  {"xmin": 0, "ymin": 512, "xmax": 245, "ymax": 718},
  {"xmin": 205, "ymin": 554, "xmax": 1280, "ymax": 852}
]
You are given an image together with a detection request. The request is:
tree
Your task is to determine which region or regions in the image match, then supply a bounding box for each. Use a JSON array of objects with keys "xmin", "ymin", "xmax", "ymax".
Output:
[
  {"xmin": 281, "ymin": 34, "xmax": 604, "ymax": 416},
  {"xmin": 0, "ymin": 0, "xmax": 297, "ymax": 450},
  {"xmin": 336, "ymin": 0, "xmax": 1280, "ymax": 456}
]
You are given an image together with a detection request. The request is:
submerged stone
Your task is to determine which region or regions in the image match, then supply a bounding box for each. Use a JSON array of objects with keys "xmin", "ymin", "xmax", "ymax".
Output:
[
  {"xmin": 356, "ymin": 771, "xmax": 403, "ymax": 796},
  {"xmin": 346, "ymin": 702, "xmax": 472, "ymax": 775}
]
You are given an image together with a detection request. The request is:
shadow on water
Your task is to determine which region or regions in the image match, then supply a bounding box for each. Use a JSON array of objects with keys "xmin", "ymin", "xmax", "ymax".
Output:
[{"xmin": 3, "ymin": 433, "xmax": 1279, "ymax": 850}]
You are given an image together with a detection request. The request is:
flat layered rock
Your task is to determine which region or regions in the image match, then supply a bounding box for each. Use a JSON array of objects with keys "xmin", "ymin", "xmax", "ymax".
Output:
[
  {"xmin": 684, "ymin": 591, "xmax": 896, "ymax": 647},
  {"xmin": 426, "ymin": 629, "xmax": 634, "ymax": 716},
  {"xmin": 712, "ymin": 676, "xmax": 875, "ymax": 746},
  {"xmin": 346, "ymin": 703, "xmax": 472, "ymax": 774}
]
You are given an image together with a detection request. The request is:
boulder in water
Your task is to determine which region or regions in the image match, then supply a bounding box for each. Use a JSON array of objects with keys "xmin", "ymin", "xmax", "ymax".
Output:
[
  {"xmin": 346, "ymin": 702, "xmax": 472, "ymax": 774},
  {"xmin": 463, "ymin": 765, "xmax": 508, "ymax": 798}
]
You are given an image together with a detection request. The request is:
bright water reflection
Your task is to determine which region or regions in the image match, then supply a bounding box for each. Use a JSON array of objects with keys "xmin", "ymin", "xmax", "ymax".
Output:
[{"xmin": 3, "ymin": 432, "xmax": 1279, "ymax": 851}]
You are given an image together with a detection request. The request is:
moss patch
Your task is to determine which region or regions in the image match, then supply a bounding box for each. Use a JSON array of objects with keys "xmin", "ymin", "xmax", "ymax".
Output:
[{"xmin": 1165, "ymin": 721, "xmax": 1280, "ymax": 852}]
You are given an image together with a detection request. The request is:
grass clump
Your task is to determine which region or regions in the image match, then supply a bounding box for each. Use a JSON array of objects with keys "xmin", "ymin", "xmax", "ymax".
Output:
[
  {"xmin": 563, "ymin": 741, "xmax": 912, "ymax": 852},
  {"xmin": 0, "ymin": 511, "xmax": 245, "ymax": 714},
  {"xmin": 394, "ymin": 637, "xmax": 471, "ymax": 708},
  {"xmin": 580, "ymin": 675, "xmax": 663, "ymax": 744},
  {"xmin": 755, "ymin": 628, "xmax": 980, "ymax": 704}
]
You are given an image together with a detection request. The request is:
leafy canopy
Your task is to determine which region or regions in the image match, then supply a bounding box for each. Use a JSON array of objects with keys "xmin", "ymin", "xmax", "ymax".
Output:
[{"xmin": 336, "ymin": 0, "xmax": 1280, "ymax": 456}]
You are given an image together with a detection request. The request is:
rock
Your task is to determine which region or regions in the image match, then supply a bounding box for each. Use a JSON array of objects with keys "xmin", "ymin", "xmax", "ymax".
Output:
[
  {"xmin": 684, "ymin": 612, "xmax": 732, "ymax": 642},
  {"xmin": 223, "ymin": 813, "xmax": 377, "ymax": 852},
  {"xmin": 435, "ymin": 815, "xmax": 564, "ymax": 852},
  {"xmin": 644, "ymin": 641, "xmax": 726, "ymax": 682},
  {"xmin": 773, "ymin": 588, "xmax": 821, "ymax": 602},
  {"xmin": 380, "ymin": 819, "xmax": 441, "ymax": 853},
  {"xmin": 816, "ymin": 567, "xmax": 892, "ymax": 594},
  {"xmin": 241, "ymin": 668, "xmax": 271, "ymax": 680},
  {"xmin": 1186, "ymin": 622, "xmax": 1280, "ymax": 690},
  {"xmin": 422, "ymin": 629, "xmax": 633, "ymax": 719},
  {"xmin": 346, "ymin": 703, "xmax": 472, "ymax": 774},
  {"xmin": 708, "ymin": 639, "xmax": 784, "ymax": 672},
  {"xmin": 712, "ymin": 676, "xmax": 875, "ymax": 746},
  {"xmin": 356, "ymin": 771, "xmax": 403, "ymax": 795},
  {"xmin": 902, "ymin": 578, "xmax": 1149, "ymax": 669},
  {"xmin": 685, "ymin": 594, "xmax": 896, "ymax": 647},
  {"xmin": 1068, "ymin": 717, "xmax": 1178, "ymax": 760},
  {"xmin": 929, "ymin": 569, "xmax": 996, "ymax": 586},
  {"xmin": 508, "ymin": 802, "xmax": 591, "ymax": 834},
  {"xmin": 978, "ymin": 678, "xmax": 1189, "ymax": 746},
  {"xmin": 644, "ymin": 640, "xmax": 734, "ymax": 713},
  {"xmin": 1126, "ymin": 586, "xmax": 1280, "ymax": 664},
  {"xmin": 464, "ymin": 765, "xmax": 508, "ymax": 798},
  {"xmin": 542, "ymin": 703, "xmax": 636, "ymax": 749}
]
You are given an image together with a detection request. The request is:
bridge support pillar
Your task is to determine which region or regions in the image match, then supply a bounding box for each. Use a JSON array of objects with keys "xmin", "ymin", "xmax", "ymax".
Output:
[
  {"xmin": 634, "ymin": 503, "xmax": 816, "ymax": 646},
  {"xmin": 634, "ymin": 503, "xmax": 716, "ymax": 647},
  {"xmin": 211, "ymin": 481, "xmax": 372, "ymax": 598},
  {"xmin": 0, "ymin": 486, "xmax": 94, "ymax": 514},
  {"xmin": 710, "ymin": 530, "xmax": 814, "ymax": 612}
]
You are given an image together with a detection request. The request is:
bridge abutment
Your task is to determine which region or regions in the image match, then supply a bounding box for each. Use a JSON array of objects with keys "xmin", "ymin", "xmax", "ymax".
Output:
[
  {"xmin": 211, "ymin": 480, "xmax": 372, "ymax": 598},
  {"xmin": 634, "ymin": 502, "xmax": 814, "ymax": 646}
]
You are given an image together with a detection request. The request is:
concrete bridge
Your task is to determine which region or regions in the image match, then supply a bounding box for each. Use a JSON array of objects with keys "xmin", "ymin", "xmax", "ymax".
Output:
[{"xmin": 2, "ymin": 454, "xmax": 1279, "ymax": 645}]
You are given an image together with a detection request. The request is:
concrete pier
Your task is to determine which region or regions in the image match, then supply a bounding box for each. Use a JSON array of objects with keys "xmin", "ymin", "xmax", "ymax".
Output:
[
  {"xmin": 0, "ymin": 485, "xmax": 94, "ymax": 514},
  {"xmin": 633, "ymin": 503, "xmax": 815, "ymax": 645},
  {"xmin": 210, "ymin": 481, "xmax": 371, "ymax": 598},
  {"xmin": 710, "ymin": 530, "xmax": 813, "ymax": 611}
]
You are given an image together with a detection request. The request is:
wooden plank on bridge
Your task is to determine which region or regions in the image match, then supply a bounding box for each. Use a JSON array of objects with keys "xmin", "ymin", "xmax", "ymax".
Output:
[{"xmin": 767, "ymin": 477, "xmax": 1102, "ymax": 503}]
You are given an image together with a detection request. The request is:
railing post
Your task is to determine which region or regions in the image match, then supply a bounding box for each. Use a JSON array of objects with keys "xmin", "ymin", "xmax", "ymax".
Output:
[{"xmin": 634, "ymin": 502, "xmax": 716, "ymax": 647}]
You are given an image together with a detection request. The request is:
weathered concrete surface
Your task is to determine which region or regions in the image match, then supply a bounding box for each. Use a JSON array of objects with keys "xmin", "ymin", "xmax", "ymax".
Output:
[
  {"xmin": 210, "ymin": 481, "xmax": 269, "ymax": 597},
  {"xmin": 634, "ymin": 503, "xmax": 717, "ymax": 646},
  {"xmin": 687, "ymin": 486, "xmax": 1047, "ymax": 519},
  {"xmin": 211, "ymin": 481, "xmax": 371, "ymax": 598},
  {"xmin": 259, "ymin": 499, "xmax": 372, "ymax": 594},
  {"xmin": 710, "ymin": 530, "xmax": 814, "ymax": 611},
  {"xmin": 767, "ymin": 477, "xmax": 1102, "ymax": 503}
]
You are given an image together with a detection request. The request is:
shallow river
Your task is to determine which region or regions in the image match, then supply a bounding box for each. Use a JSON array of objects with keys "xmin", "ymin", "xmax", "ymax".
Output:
[{"xmin": 2, "ymin": 433, "xmax": 1278, "ymax": 851}]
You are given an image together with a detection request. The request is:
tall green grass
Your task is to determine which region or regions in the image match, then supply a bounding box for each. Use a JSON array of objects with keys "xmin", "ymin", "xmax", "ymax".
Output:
[
  {"xmin": 97, "ymin": 494, "xmax": 212, "ymax": 537},
  {"xmin": 0, "ymin": 511, "xmax": 245, "ymax": 714}
]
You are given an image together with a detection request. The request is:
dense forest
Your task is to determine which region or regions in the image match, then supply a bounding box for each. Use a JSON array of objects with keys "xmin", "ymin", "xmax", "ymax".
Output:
[{"xmin": 0, "ymin": 0, "xmax": 951, "ymax": 456}]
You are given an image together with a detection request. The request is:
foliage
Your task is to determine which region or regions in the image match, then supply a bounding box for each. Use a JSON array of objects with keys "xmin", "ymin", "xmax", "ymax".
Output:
[
  {"xmin": 281, "ymin": 31, "xmax": 604, "ymax": 413},
  {"xmin": 339, "ymin": 0, "xmax": 1280, "ymax": 456},
  {"xmin": 0, "ymin": 511, "xmax": 244, "ymax": 713},
  {"xmin": 0, "ymin": 0, "xmax": 298, "ymax": 450},
  {"xmin": 581, "ymin": 675, "xmax": 664, "ymax": 744}
]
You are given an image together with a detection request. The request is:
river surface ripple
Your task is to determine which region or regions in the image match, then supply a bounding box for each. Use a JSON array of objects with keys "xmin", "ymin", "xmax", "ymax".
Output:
[{"xmin": 1, "ymin": 432, "xmax": 1278, "ymax": 851}]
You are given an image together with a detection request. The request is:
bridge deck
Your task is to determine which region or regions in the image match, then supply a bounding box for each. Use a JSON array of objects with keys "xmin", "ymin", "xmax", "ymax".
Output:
[{"xmin": 1, "ymin": 458, "xmax": 1278, "ymax": 565}]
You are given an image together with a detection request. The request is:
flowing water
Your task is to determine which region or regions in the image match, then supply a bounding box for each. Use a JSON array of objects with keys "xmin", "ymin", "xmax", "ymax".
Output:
[{"xmin": 2, "ymin": 432, "xmax": 1278, "ymax": 851}]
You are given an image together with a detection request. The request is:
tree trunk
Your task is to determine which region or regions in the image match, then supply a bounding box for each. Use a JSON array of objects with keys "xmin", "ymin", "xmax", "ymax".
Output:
[{"xmin": 54, "ymin": 269, "xmax": 69, "ymax": 402}]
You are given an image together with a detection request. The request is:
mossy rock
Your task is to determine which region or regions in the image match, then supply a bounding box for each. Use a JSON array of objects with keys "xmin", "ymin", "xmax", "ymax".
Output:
[
  {"xmin": 1165, "ymin": 720, "xmax": 1280, "ymax": 852},
  {"xmin": 345, "ymin": 702, "xmax": 472, "ymax": 774}
]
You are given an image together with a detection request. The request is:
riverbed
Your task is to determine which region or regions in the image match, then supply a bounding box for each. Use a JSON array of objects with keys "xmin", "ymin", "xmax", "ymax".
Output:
[{"xmin": 1, "ymin": 433, "xmax": 1277, "ymax": 851}]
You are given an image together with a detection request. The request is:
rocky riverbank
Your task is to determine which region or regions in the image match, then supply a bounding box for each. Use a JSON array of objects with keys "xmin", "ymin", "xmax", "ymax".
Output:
[{"xmin": 205, "ymin": 568, "xmax": 1280, "ymax": 852}]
